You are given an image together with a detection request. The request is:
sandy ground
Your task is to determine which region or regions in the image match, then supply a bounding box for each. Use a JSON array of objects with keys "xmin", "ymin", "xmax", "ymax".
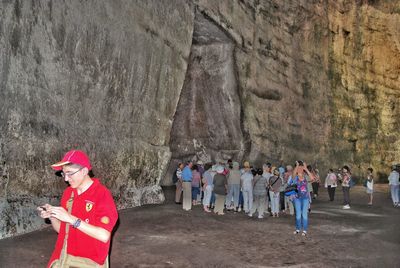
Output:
[{"xmin": 0, "ymin": 185, "xmax": 399, "ymax": 268}]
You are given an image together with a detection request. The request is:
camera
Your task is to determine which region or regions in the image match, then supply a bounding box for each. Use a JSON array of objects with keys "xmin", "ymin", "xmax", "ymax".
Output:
[{"xmin": 297, "ymin": 160, "xmax": 304, "ymax": 166}]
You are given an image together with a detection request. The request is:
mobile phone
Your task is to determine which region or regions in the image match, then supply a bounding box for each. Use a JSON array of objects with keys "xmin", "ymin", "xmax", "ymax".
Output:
[{"xmin": 40, "ymin": 206, "xmax": 47, "ymax": 211}]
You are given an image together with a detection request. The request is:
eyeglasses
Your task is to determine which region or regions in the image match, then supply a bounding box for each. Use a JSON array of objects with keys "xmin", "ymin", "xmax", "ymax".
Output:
[{"xmin": 61, "ymin": 167, "xmax": 83, "ymax": 178}]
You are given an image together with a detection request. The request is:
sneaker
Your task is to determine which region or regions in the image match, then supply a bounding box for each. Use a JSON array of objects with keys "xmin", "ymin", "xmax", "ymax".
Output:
[
  {"xmin": 302, "ymin": 231, "xmax": 307, "ymax": 236},
  {"xmin": 258, "ymin": 215, "xmax": 264, "ymax": 219},
  {"xmin": 238, "ymin": 207, "xmax": 242, "ymax": 212},
  {"xmin": 248, "ymin": 213, "xmax": 253, "ymax": 217},
  {"xmin": 293, "ymin": 230, "xmax": 300, "ymax": 235},
  {"xmin": 342, "ymin": 205, "xmax": 350, "ymax": 209}
]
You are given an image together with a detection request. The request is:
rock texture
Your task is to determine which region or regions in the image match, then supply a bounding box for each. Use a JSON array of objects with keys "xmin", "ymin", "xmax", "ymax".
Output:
[
  {"xmin": 190, "ymin": 0, "xmax": 399, "ymax": 175},
  {"xmin": 169, "ymin": 11, "xmax": 245, "ymax": 165},
  {"xmin": 0, "ymin": 0, "xmax": 194, "ymax": 238},
  {"xmin": 326, "ymin": 1, "xmax": 400, "ymax": 178},
  {"xmin": 0, "ymin": 0, "xmax": 399, "ymax": 238}
]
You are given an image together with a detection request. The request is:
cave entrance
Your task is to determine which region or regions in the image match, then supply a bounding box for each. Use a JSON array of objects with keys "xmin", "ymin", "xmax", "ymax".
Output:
[{"xmin": 162, "ymin": 11, "xmax": 244, "ymax": 185}]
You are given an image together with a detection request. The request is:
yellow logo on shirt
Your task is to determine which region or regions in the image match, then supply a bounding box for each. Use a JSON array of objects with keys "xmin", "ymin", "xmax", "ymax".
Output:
[
  {"xmin": 101, "ymin": 216, "xmax": 110, "ymax": 224},
  {"xmin": 86, "ymin": 202, "xmax": 93, "ymax": 212}
]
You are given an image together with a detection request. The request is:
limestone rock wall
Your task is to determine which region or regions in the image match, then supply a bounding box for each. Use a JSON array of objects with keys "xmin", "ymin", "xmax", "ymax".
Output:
[
  {"xmin": 193, "ymin": 0, "xmax": 333, "ymax": 167},
  {"xmin": 191, "ymin": 0, "xmax": 399, "ymax": 177},
  {"xmin": 169, "ymin": 11, "xmax": 245, "ymax": 165},
  {"xmin": 327, "ymin": 0, "xmax": 400, "ymax": 179},
  {"xmin": 0, "ymin": 0, "xmax": 194, "ymax": 238}
]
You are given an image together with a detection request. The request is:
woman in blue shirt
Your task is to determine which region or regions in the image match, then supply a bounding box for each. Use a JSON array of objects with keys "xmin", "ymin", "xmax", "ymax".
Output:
[{"xmin": 288, "ymin": 161, "xmax": 315, "ymax": 236}]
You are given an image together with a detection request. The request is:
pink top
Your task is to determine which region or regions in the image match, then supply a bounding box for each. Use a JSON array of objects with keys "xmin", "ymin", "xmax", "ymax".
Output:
[{"xmin": 192, "ymin": 170, "xmax": 201, "ymax": 187}]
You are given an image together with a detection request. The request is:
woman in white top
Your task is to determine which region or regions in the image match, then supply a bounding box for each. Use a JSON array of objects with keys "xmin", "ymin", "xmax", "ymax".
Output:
[
  {"xmin": 365, "ymin": 168, "xmax": 374, "ymax": 205},
  {"xmin": 324, "ymin": 169, "xmax": 337, "ymax": 201}
]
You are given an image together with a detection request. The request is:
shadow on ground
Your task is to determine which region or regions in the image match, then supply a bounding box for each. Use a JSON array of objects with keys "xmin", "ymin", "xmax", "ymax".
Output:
[{"xmin": 0, "ymin": 185, "xmax": 399, "ymax": 267}]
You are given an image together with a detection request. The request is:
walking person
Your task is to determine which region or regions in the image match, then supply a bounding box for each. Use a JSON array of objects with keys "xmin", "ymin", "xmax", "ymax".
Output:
[
  {"xmin": 38, "ymin": 150, "xmax": 118, "ymax": 268},
  {"xmin": 365, "ymin": 168, "xmax": 374, "ymax": 205},
  {"xmin": 182, "ymin": 161, "xmax": 193, "ymax": 211},
  {"xmin": 268, "ymin": 169, "xmax": 283, "ymax": 217},
  {"xmin": 213, "ymin": 166, "xmax": 228, "ymax": 215},
  {"xmin": 174, "ymin": 162, "xmax": 184, "ymax": 204},
  {"xmin": 388, "ymin": 165, "xmax": 400, "ymax": 207},
  {"xmin": 249, "ymin": 168, "xmax": 268, "ymax": 218},
  {"xmin": 288, "ymin": 161, "xmax": 315, "ymax": 236},
  {"xmin": 341, "ymin": 165, "xmax": 352, "ymax": 209},
  {"xmin": 225, "ymin": 162, "xmax": 241, "ymax": 211},
  {"xmin": 324, "ymin": 169, "xmax": 337, "ymax": 201},
  {"xmin": 241, "ymin": 161, "xmax": 254, "ymax": 214}
]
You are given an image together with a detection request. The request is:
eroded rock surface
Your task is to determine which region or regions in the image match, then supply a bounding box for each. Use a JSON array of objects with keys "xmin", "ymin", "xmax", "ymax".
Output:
[{"xmin": 0, "ymin": 0, "xmax": 193, "ymax": 238}]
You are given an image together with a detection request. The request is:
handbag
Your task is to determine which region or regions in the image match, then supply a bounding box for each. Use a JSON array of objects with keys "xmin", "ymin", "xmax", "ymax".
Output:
[
  {"xmin": 50, "ymin": 255, "xmax": 108, "ymax": 268},
  {"xmin": 267, "ymin": 176, "xmax": 280, "ymax": 191},
  {"xmin": 284, "ymin": 184, "xmax": 298, "ymax": 196}
]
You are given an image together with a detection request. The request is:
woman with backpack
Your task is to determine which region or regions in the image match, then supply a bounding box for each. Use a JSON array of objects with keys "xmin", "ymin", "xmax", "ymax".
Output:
[{"xmin": 288, "ymin": 161, "xmax": 315, "ymax": 236}]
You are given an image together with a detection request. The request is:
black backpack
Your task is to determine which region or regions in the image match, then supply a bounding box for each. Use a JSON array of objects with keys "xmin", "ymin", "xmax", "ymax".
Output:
[{"xmin": 172, "ymin": 169, "xmax": 179, "ymax": 184}]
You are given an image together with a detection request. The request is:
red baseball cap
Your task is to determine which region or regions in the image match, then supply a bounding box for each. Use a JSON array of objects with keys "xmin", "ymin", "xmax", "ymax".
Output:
[{"xmin": 51, "ymin": 150, "xmax": 92, "ymax": 171}]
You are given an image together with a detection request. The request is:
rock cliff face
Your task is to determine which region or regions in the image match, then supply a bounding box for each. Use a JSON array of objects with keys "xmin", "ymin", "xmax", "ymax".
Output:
[
  {"xmin": 0, "ymin": 0, "xmax": 399, "ymax": 238},
  {"xmin": 0, "ymin": 0, "xmax": 194, "ymax": 238},
  {"xmin": 326, "ymin": 1, "xmax": 400, "ymax": 178}
]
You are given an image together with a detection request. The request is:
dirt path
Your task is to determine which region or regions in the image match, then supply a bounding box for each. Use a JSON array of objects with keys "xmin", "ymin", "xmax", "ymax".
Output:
[{"xmin": 0, "ymin": 185, "xmax": 399, "ymax": 267}]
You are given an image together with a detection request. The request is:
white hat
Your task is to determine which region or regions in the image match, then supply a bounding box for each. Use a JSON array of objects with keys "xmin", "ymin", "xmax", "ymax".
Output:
[{"xmin": 216, "ymin": 165, "xmax": 225, "ymax": 174}]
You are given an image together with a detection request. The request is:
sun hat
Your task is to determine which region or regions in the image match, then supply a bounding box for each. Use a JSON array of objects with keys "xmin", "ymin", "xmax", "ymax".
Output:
[
  {"xmin": 51, "ymin": 150, "xmax": 92, "ymax": 171},
  {"xmin": 216, "ymin": 165, "xmax": 225, "ymax": 174}
]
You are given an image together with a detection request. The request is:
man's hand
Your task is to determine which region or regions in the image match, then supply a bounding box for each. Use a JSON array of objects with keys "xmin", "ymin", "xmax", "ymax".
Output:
[
  {"xmin": 37, "ymin": 204, "xmax": 52, "ymax": 219},
  {"xmin": 48, "ymin": 206, "xmax": 74, "ymax": 224}
]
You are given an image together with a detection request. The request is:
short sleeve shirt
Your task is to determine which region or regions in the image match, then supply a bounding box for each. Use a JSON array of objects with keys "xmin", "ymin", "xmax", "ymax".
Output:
[{"xmin": 47, "ymin": 179, "xmax": 118, "ymax": 267}]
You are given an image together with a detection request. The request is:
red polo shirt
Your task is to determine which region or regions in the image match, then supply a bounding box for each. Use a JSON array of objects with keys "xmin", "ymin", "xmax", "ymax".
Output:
[{"xmin": 47, "ymin": 179, "xmax": 118, "ymax": 267}]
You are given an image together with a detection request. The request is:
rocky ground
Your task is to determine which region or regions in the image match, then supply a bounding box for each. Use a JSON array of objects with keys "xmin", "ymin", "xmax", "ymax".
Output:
[{"xmin": 0, "ymin": 185, "xmax": 399, "ymax": 268}]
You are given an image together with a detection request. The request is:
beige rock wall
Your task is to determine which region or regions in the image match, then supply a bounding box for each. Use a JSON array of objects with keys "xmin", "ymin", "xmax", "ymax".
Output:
[
  {"xmin": 193, "ymin": 0, "xmax": 399, "ymax": 177},
  {"xmin": 327, "ymin": 1, "xmax": 400, "ymax": 177}
]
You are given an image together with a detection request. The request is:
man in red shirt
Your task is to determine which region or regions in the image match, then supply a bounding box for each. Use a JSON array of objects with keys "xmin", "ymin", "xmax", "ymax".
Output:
[{"xmin": 38, "ymin": 150, "xmax": 118, "ymax": 268}]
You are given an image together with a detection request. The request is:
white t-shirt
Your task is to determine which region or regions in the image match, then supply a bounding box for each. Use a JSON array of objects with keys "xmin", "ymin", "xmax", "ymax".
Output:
[{"xmin": 388, "ymin": 171, "xmax": 400, "ymax": 185}]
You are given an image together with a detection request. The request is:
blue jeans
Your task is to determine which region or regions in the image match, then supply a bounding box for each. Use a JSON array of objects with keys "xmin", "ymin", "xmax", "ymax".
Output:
[
  {"xmin": 225, "ymin": 184, "xmax": 240, "ymax": 208},
  {"xmin": 192, "ymin": 187, "xmax": 200, "ymax": 200},
  {"xmin": 293, "ymin": 198, "xmax": 309, "ymax": 231}
]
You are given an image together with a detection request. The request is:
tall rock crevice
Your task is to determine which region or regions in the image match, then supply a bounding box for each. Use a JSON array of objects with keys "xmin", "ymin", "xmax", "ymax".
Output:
[{"xmin": 168, "ymin": 11, "xmax": 244, "ymax": 169}]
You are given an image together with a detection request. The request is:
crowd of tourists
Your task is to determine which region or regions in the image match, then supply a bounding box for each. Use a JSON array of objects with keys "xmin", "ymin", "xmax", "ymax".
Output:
[{"xmin": 173, "ymin": 159, "xmax": 400, "ymax": 236}]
